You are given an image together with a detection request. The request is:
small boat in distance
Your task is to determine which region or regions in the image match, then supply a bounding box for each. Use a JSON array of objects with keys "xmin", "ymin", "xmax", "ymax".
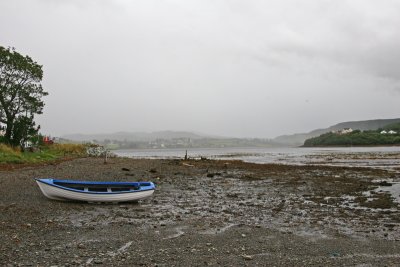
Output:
[{"xmin": 36, "ymin": 178, "xmax": 155, "ymax": 203}]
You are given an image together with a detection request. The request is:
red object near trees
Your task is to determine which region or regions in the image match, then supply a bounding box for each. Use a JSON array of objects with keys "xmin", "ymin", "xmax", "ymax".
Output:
[{"xmin": 43, "ymin": 136, "xmax": 54, "ymax": 144}]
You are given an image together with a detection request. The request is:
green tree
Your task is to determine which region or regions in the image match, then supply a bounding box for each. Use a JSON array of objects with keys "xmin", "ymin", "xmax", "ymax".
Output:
[{"xmin": 0, "ymin": 46, "xmax": 48, "ymax": 147}]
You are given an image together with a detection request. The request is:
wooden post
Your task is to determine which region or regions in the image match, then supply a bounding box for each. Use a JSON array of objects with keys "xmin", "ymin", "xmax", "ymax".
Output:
[{"xmin": 104, "ymin": 150, "xmax": 108, "ymax": 164}]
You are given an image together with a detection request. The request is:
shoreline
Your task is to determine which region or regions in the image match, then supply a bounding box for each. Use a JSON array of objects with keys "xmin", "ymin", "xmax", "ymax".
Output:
[
  {"xmin": 301, "ymin": 144, "xmax": 400, "ymax": 148},
  {"xmin": 1, "ymin": 157, "xmax": 399, "ymax": 266}
]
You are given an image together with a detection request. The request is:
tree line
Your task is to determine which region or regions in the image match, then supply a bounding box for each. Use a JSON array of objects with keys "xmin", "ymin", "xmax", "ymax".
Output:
[{"xmin": 303, "ymin": 125, "xmax": 400, "ymax": 147}]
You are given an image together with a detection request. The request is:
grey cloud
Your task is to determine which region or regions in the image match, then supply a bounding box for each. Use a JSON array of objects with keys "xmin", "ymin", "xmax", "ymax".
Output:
[
  {"xmin": 1, "ymin": 0, "xmax": 399, "ymax": 137},
  {"xmin": 252, "ymin": 0, "xmax": 400, "ymax": 82}
]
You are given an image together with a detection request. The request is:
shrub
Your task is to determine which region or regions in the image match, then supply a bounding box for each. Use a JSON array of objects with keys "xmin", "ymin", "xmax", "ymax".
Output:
[
  {"xmin": 0, "ymin": 143, "xmax": 20, "ymax": 155},
  {"xmin": 47, "ymin": 143, "xmax": 87, "ymax": 156},
  {"xmin": 0, "ymin": 143, "xmax": 23, "ymax": 163}
]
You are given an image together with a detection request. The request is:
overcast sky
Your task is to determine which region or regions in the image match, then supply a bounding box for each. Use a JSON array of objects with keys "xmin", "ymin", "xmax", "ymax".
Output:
[{"xmin": 1, "ymin": 0, "xmax": 399, "ymax": 138}]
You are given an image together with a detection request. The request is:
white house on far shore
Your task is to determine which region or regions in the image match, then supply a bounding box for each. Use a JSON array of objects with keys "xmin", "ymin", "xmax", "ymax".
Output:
[
  {"xmin": 341, "ymin": 128, "xmax": 353, "ymax": 134},
  {"xmin": 331, "ymin": 128, "xmax": 353, "ymax": 135},
  {"xmin": 381, "ymin": 130, "xmax": 397, "ymax": 134}
]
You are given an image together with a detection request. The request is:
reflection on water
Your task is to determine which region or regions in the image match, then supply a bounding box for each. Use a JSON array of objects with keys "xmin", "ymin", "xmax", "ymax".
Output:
[{"xmin": 114, "ymin": 146, "xmax": 400, "ymax": 171}]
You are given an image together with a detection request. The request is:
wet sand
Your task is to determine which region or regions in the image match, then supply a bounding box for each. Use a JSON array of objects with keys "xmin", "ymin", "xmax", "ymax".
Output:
[{"xmin": 1, "ymin": 157, "xmax": 399, "ymax": 266}]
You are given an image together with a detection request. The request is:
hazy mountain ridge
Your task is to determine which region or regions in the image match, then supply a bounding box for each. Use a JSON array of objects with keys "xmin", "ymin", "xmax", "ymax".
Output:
[
  {"xmin": 61, "ymin": 131, "xmax": 276, "ymax": 149},
  {"xmin": 274, "ymin": 118, "xmax": 400, "ymax": 146},
  {"xmin": 62, "ymin": 131, "xmax": 211, "ymax": 142},
  {"xmin": 62, "ymin": 118, "xmax": 400, "ymax": 147}
]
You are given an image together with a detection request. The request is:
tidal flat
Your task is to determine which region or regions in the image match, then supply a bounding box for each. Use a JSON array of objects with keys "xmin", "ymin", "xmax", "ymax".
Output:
[{"xmin": 1, "ymin": 157, "xmax": 399, "ymax": 266}]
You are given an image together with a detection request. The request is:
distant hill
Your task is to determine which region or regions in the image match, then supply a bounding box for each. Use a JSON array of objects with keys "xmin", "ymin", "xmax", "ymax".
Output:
[
  {"xmin": 273, "ymin": 118, "xmax": 400, "ymax": 146},
  {"xmin": 61, "ymin": 131, "xmax": 277, "ymax": 149},
  {"xmin": 62, "ymin": 131, "xmax": 208, "ymax": 142},
  {"xmin": 303, "ymin": 122, "xmax": 400, "ymax": 147},
  {"xmin": 383, "ymin": 122, "xmax": 400, "ymax": 132}
]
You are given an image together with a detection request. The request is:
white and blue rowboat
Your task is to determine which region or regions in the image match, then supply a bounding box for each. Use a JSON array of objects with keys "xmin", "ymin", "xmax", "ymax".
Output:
[{"xmin": 36, "ymin": 178, "xmax": 156, "ymax": 203}]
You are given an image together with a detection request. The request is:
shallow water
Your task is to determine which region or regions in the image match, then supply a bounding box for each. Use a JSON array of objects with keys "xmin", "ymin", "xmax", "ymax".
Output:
[
  {"xmin": 376, "ymin": 182, "xmax": 400, "ymax": 203},
  {"xmin": 115, "ymin": 146, "xmax": 400, "ymax": 171}
]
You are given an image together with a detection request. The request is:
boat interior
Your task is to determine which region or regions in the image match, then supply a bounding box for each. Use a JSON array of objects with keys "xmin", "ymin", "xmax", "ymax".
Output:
[{"xmin": 53, "ymin": 181, "xmax": 141, "ymax": 192}]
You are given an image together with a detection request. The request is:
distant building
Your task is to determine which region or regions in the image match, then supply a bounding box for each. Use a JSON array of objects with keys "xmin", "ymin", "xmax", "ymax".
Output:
[
  {"xmin": 388, "ymin": 130, "xmax": 397, "ymax": 134},
  {"xmin": 332, "ymin": 128, "xmax": 353, "ymax": 135},
  {"xmin": 380, "ymin": 130, "xmax": 388, "ymax": 134}
]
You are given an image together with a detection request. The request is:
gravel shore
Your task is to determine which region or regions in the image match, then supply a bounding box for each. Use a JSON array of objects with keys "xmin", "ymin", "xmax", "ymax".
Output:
[{"xmin": 1, "ymin": 157, "xmax": 399, "ymax": 266}]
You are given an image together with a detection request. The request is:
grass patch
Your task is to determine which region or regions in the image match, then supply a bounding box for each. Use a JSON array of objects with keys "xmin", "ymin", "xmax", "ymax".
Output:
[
  {"xmin": 0, "ymin": 144, "xmax": 23, "ymax": 163},
  {"xmin": 0, "ymin": 143, "xmax": 87, "ymax": 164},
  {"xmin": 46, "ymin": 144, "xmax": 87, "ymax": 156}
]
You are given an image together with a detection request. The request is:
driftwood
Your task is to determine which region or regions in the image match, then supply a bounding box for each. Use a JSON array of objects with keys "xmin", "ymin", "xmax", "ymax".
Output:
[{"xmin": 182, "ymin": 163, "xmax": 194, "ymax": 167}]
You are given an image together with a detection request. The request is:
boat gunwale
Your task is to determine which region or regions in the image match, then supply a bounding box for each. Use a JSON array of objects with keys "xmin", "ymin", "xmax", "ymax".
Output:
[{"xmin": 35, "ymin": 178, "xmax": 155, "ymax": 195}]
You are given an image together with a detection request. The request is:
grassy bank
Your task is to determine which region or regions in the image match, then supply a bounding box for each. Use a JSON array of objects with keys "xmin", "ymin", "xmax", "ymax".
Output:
[{"xmin": 0, "ymin": 143, "xmax": 87, "ymax": 164}]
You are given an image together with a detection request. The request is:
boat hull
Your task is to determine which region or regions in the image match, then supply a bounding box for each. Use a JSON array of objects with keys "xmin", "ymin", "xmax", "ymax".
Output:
[{"xmin": 36, "ymin": 179, "xmax": 155, "ymax": 203}]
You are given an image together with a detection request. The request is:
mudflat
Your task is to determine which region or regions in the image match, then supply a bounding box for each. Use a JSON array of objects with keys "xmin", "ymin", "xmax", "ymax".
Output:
[{"xmin": 1, "ymin": 157, "xmax": 399, "ymax": 266}]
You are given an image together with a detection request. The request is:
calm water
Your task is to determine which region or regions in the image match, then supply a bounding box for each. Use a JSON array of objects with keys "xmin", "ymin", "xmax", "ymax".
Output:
[{"xmin": 114, "ymin": 146, "xmax": 400, "ymax": 171}]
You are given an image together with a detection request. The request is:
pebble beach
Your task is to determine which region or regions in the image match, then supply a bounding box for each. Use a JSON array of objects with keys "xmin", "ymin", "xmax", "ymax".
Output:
[{"xmin": 1, "ymin": 157, "xmax": 399, "ymax": 266}]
